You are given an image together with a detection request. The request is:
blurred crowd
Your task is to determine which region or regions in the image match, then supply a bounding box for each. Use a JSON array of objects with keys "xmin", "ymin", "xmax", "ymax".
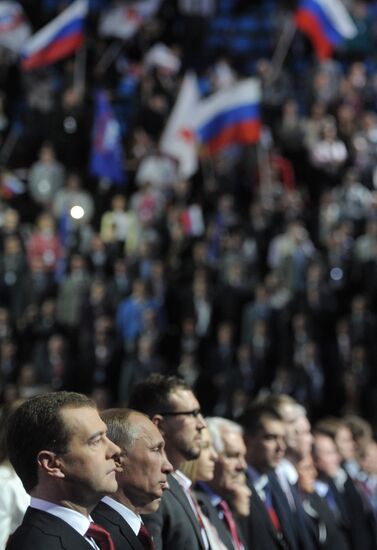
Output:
[{"xmin": 0, "ymin": 0, "xmax": 377, "ymax": 435}]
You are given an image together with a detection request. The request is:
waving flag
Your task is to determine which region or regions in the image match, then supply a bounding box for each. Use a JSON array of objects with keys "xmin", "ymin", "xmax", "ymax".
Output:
[
  {"xmin": 89, "ymin": 91, "xmax": 125, "ymax": 186},
  {"xmin": 21, "ymin": 0, "xmax": 88, "ymax": 70},
  {"xmin": 99, "ymin": 0, "xmax": 160, "ymax": 40},
  {"xmin": 193, "ymin": 78, "xmax": 261, "ymax": 156},
  {"xmin": 0, "ymin": 1, "xmax": 31, "ymax": 53},
  {"xmin": 160, "ymin": 72, "xmax": 200, "ymax": 178},
  {"xmin": 295, "ymin": 0, "xmax": 357, "ymax": 60}
]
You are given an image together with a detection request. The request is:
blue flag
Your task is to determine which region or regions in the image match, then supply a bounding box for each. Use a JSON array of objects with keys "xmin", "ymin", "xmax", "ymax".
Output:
[{"xmin": 90, "ymin": 90, "xmax": 125, "ymax": 185}]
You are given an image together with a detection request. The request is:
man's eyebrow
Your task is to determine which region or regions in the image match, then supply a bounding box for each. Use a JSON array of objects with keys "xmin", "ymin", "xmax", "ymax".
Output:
[
  {"xmin": 150, "ymin": 440, "xmax": 164, "ymax": 448},
  {"xmin": 87, "ymin": 430, "xmax": 106, "ymax": 443}
]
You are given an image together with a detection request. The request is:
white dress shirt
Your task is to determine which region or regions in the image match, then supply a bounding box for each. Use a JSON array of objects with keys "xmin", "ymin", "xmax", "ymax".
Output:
[
  {"xmin": 173, "ymin": 470, "xmax": 209, "ymax": 549},
  {"xmin": 30, "ymin": 497, "xmax": 99, "ymax": 549},
  {"xmin": 102, "ymin": 495, "xmax": 142, "ymax": 535}
]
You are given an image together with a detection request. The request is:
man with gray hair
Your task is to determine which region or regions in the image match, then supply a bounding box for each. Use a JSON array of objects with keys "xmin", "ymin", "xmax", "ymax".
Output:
[
  {"xmin": 196, "ymin": 417, "xmax": 250, "ymax": 550},
  {"xmin": 92, "ymin": 408, "xmax": 173, "ymax": 549}
]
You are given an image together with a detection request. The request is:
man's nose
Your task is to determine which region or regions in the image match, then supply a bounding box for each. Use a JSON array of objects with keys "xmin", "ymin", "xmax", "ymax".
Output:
[
  {"xmin": 162, "ymin": 451, "xmax": 173, "ymax": 474},
  {"xmin": 107, "ymin": 437, "xmax": 121, "ymax": 458},
  {"xmin": 196, "ymin": 412, "xmax": 206, "ymax": 430}
]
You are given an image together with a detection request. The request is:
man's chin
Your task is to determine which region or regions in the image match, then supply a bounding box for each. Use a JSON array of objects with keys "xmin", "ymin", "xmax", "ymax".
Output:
[
  {"xmin": 184, "ymin": 448, "xmax": 201, "ymax": 461},
  {"xmin": 139, "ymin": 499, "xmax": 161, "ymax": 514}
]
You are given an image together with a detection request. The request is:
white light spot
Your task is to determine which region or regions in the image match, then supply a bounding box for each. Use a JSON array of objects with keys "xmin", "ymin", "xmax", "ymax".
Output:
[{"xmin": 70, "ymin": 205, "xmax": 84, "ymax": 219}]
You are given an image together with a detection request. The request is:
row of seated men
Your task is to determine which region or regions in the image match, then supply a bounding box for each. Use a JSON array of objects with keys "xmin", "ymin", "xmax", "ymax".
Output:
[{"xmin": 5, "ymin": 373, "xmax": 377, "ymax": 549}]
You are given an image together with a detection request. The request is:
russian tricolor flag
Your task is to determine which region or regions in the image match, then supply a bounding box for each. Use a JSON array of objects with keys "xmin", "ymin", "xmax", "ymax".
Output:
[
  {"xmin": 21, "ymin": 0, "xmax": 88, "ymax": 70},
  {"xmin": 194, "ymin": 78, "xmax": 261, "ymax": 156},
  {"xmin": 295, "ymin": 0, "xmax": 357, "ymax": 60}
]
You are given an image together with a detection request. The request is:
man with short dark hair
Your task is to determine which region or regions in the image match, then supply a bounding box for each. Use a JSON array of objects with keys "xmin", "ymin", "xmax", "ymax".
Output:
[
  {"xmin": 240, "ymin": 404, "xmax": 298, "ymax": 550},
  {"xmin": 6, "ymin": 391, "xmax": 120, "ymax": 549},
  {"xmin": 129, "ymin": 374, "xmax": 207, "ymax": 550},
  {"xmin": 92, "ymin": 408, "xmax": 173, "ymax": 549}
]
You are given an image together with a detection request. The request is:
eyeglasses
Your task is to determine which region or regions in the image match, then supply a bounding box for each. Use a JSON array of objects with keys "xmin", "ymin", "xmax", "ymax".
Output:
[{"xmin": 159, "ymin": 409, "xmax": 202, "ymax": 418}]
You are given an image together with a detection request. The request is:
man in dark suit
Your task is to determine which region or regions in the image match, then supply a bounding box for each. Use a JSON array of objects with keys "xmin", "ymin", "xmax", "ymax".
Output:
[
  {"xmin": 240, "ymin": 404, "xmax": 299, "ymax": 550},
  {"xmin": 128, "ymin": 374, "xmax": 207, "ymax": 550},
  {"xmin": 6, "ymin": 391, "xmax": 121, "ymax": 549},
  {"xmin": 92, "ymin": 408, "xmax": 173, "ymax": 549},
  {"xmin": 313, "ymin": 429, "xmax": 377, "ymax": 550}
]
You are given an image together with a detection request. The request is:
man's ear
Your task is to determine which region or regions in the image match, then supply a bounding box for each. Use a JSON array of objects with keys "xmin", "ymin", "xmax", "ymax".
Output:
[
  {"xmin": 151, "ymin": 414, "xmax": 165, "ymax": 435},
  {"xmin": 37, "ymin": 450, "xmax": 65, "ymax": 479}
]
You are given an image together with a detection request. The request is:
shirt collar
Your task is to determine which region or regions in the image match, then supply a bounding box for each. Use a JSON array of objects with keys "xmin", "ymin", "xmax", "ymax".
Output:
[
  {"xmin": 102, "ymin": 496, "xmax": 142, "ymax": 535},
  {"xmin": 276, "ymin": 458, "xmax": 299, "ymax": 485},
  {"xmin": 173, "ymin": 469, "xmax": 192, "ymax": 491},
  {"xmin": 30, "ymin": 497, "xmax": 91, "ymax": 537},
  {"xmin": 315, "ymin": 480, "xmax": 329, "ymax": 498},
  {"xmin": 196, "ymin": 481, "xmax": 222, "ymax": 506}
]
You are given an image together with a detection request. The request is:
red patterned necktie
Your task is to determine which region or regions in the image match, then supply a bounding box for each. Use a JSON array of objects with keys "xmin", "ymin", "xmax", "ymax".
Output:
[
  {"xmin": 86, "ymin": 522, "xmax": 115, "ymax": 550},
  {"xmin": 217, "ymin": 499, "xmax": 242, "ymax": 550},
  {"xmin": 138, "ymin": 523, "xmax": 155, "ymax": 550}
]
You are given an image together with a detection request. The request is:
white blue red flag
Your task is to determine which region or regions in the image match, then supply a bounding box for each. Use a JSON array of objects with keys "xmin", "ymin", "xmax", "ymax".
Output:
[
  {"xmin": 295, "ymin": 0, "xmax": 357, "ymax": 60},
  {"xmin": 89, "ymin": 91, "xmax": 125, "ymax": 186},
  {"xmin": 193, "ymin": 78, "xmax": 261, "ymax": 156},
  {"xmin": 21, "ymin": 0, "xmax": 88, "ymax": 70},
  {"xmin": 0, "ymin": 1, "xmax": 31, "ymax": 53}
]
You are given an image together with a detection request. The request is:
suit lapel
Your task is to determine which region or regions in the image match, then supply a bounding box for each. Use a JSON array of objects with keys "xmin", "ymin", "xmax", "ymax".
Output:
[
  {"xmin": 93, "ymin": 502, "xmax": 144, "ymax": 550},
  {"xmin": 168, "ymin": 475, "xmax": 205, "ymax": 549},
  {"xmin": 269, "ymin": 473, "xmax": 299, "ymax": 550}
]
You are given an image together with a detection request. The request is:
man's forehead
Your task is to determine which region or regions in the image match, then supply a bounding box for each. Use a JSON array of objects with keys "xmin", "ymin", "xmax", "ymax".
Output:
[
  {"xmin": 136, "ymin": 414, "xmax": 164, "ymax": 444},
  {"xmin": 60, "ymin": 406, "xmax": 103, "ymax": 433},
  {"xmin": 169, "ymin": 388, "xmax": 198, "ymax": 408},
  {"xmin": 281, "ymin": 404, "xmax": 297, "ymax": 423},
  {"xmin": 222, "ymin": 431, "xmax": 245, "ymax": 453},
  {"xmin": 261, "ymin": 418, "xmax": 285, "ymax": 435}
]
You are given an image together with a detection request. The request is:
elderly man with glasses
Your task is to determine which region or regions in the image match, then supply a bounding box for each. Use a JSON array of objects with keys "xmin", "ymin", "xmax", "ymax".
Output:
[{"xmin": 129, "ymin": 374, "xmax": 207, "ymax": 550}]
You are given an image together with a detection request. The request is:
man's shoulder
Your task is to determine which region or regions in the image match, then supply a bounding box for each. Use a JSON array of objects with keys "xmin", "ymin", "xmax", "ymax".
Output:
[
  {"xmin": 7, "ymin": 524, "xmax": 61, "ymax": 549},
  {"xmin": 7, "ymin": 508, "xmax": 92, "ymax": 550}
]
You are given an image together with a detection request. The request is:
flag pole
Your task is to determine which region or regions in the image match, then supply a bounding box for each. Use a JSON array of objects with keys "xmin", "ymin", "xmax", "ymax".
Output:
[
  {"xmin": 256, "ymin": 135, "xmax": 273, "ymax": 206},
  {"xmin": 94, "ymin": 40, "xmax": 124, "ymax": 75},
  {"xmin": 269, "ymin": 15, "xmax": 296, "ymax": 83},
  {"xmin": 74, "ymin": 43, "xmax": 87, "ymax": 96},
  {"xmin": 0, "ymin": 126, "xmax": 21, "ymax": 165}
]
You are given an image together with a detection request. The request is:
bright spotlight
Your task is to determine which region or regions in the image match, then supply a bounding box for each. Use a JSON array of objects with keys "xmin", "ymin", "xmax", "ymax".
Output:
[{"xmin": 70, "ymin": 205, "xmax": 85, "ymax": 220}]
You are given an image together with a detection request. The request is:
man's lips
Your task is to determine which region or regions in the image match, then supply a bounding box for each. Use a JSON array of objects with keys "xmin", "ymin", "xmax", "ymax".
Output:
[{"xmin": 160, "ymin": 479, "xmax": 169, "ymax": 490}]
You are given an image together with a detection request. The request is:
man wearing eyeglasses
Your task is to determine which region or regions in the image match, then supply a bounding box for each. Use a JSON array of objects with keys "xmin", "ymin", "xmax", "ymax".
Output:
[{"xmin": 129, "ymin": 374, "xmax": 207, "ymax": 550}]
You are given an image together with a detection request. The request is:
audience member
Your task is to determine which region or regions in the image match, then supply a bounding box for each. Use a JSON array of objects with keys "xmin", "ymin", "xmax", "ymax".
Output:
[
  {"xmin": 5, "ymin": 391, "xmax": 120, "ymax": 549},
  {"xmin": 128, "ymin": 374, "xmax": 207, "ymax": 550},
  {"xmin": 92, "ymin": 408, "xmax": 173, "ymax": 549}
]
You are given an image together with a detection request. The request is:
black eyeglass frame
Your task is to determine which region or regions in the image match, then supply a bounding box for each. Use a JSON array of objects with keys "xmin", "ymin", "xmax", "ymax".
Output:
[{"xmin": 158, "ymin": 408, "xmax": 202, "ymax": 418}]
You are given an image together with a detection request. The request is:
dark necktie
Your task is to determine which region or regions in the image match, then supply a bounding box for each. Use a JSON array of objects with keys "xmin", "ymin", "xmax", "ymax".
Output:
[
  {"xmin": 217, "ymin": 499, "xmax": 242, "ymax": 550},
  {"xmin": 86, "ymin": 522, "xmax": 115, "ymax": 550},
  {"xmin": 138, "ymin": 523, "xmax": 155, "ymax": 550}
]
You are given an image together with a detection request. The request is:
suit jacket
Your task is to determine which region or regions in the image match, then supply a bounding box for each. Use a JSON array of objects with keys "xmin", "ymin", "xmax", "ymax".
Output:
[
  {"xmin": 267, "ymin": 472, "xmax": 301, "ymax": 550},
  {"xmin": 330, "ymin": 474, "xmax": 377, "ymax": 550},
  {"xmin": 301, "ymin": 492, "xmax": 350, "ymax": 550},
  {"xmin": 194, "ymin": 484, "xmax": 242, "ymax": 550},
  {"xmin": 141, "ymin": 473, "xmax": 205, "ymax": 550},
  {"xmin": 6, "ymin": 507, "xmax": 95, "ymax": 550},
  {"xmin": 92, "ymin": 501, "xmax": 144, "ymax": 550},
  {"xmin": 240, "ymin": 478, "xmax": 289, "ymax": 550}
]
